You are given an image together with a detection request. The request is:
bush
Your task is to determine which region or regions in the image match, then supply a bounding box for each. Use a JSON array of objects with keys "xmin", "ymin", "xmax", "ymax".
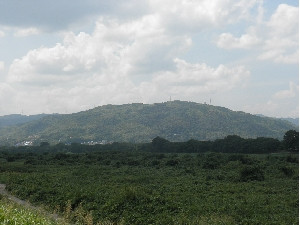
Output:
[
  {"xmin": 286, "ymin": 155, "xmax": 298, "ymax": 163},
  {"xmin": 202, "ymin": 153, "xmax": 225, "ymax": 169},
  {"xmin": 165, "ymin": 159, "xmax": 179, "ymax": 166},
  {"xmin": 280, "ymin": 166, "xmax": 295, "ymax": 177},
  {"xmin": 240, "ymin": 166, "xmax": 264, "ymax": 182}
]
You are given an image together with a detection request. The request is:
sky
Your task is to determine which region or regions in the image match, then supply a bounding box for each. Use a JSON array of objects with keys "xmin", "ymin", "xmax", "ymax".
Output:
[{"xmin": 0, "ymin": 0, "xmax": 298, "ymax": 118}]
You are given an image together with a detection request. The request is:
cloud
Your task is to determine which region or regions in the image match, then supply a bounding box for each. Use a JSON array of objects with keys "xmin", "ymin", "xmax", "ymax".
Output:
[
  {"xmin": 0, "ymin": 61, "xmax": 4, "ymax": 71},
  {"xmin": 6, "ymin": 0, "xmax": 261, "ymax": 86},
  {"xmin": 140, "ymin": 58, "xmax": 250, "ymax": 100},
  {"xmin": 216, "ymin": 4, "xmax": 299, "ymax": 64},
  {"xmin": 0, "ymin": 30, "xmax": 5, "ymax": 37},
  {"xmin": 259, "ymin": 4, "xmax": 299, "ymax": 64},
  {"xmin": 148, "ymin": 0, "xmax": 259, "ymax": 32},
  {"xmin": 14, "ymin": 27, "xmax": 40, "ymax": 37},
  {"xmin": 3, "ymin": 12, "xmax": 251, "ymax": 115},
  {"xmin": 217, "ymin": 31, "xmax": 261, "ymax": 49},
  {"xmin": 267, "ymin": 4, "xmax": 298, "ymax": 37},
  {"xmin": 0, "ymin": 0, "xmax": 261, "ymax": 32},
  {"xmin": 273, "ymin": 82, "xmax": 299, "ymax": 100},
  {"xmin": 7, "ymin": 15, "xmax": 192, "ymax": 86}
]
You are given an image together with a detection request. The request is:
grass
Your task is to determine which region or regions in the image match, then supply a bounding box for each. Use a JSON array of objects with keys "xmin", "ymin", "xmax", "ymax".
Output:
[{"xmin": 0, "ymin": 195, "xmax": 64, "ymax": 225}]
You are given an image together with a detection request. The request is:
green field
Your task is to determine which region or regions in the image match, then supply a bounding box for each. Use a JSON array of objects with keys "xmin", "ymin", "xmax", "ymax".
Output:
[{"xmin": 0, "ymin": 150, "xmax": 298, "ymax": 225}]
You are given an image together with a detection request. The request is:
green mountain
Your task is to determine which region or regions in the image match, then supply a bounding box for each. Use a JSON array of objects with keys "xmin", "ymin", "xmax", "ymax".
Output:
[{"xmin": 0, "ymin": 101, "xmax": 297, "ymax": 145}]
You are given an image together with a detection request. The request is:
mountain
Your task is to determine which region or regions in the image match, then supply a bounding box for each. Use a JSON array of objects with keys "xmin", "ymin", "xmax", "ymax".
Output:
[
  {"xmin": 256, "ymin": 114, "xmax": 299, "ymax": 127},
  {"xmin": 0, "ymin": 114, "xmax": 49, "ymax": 128},
  {"xmin": 280, "ymin": 118, "xmax": 299, "ymax": 127},
  {"xmin": 0, "ymin": 101, "xmax": 297, "ymax": 145}
]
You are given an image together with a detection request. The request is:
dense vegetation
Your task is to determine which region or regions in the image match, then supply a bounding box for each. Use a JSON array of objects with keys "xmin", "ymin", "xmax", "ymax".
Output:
[
  {"xmin": 0, "ymin": 133, "xmax": 298, "ymax": 225},
  {"xmin": 0, "ymin": 101, "xmax": 296, "ymax": 145}
]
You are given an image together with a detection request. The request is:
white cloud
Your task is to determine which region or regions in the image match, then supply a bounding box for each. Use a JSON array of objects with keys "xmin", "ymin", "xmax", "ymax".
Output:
[
  {"xmin": 4, "ymin": 13, "xmax": 251, "ymax": 115},
  {"xmin": 0, "ymin": 30, "xmax": 5, "ymax": 37},
  {"xmin": 217, "ymin": 31, "xmax": 261, "ymax": 49},
  {"xmin": 148, "ymin": 0, "xmax": 259, "ymax": 32},
  {"xmin": 7, "ymin": 15, "xmax": 192, "ymax": 86},
  {"xmin": 258, "ymin": 4, "xmax": 299, "ymax": 64},
  {"xmin": 273, "ymin": 82, "xmax": 299, "ymax": 100},
  {"xmin": 0, "ymin": 61, "xmax": 4, "ymax": 71},
  {"xmin": 259, "ymin": 4, "xmax": 298, "ymax": 64},
  {"xmin": 267, "ymin": 4, "xmax": 298, "ymax": 37},
  {"xmin": 14, "ymin": 27, "xmax": 40, "ymax": 37},
  {"xmin": 139, "ymin": 58, "xmax": 250, "ymax": 100},
  {"xmin": 216, "ymin": 4, "xmax": 299, "ymax": 64}
]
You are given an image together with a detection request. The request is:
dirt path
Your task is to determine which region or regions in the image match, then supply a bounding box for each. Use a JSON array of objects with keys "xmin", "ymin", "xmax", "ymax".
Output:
[
  {"xmin": 0, "ymin": 184, "xmax": 37, "ymax": 209},
  {"xmin": 0, "ymin": 183, "xmax": 66, "ymax": 224}
]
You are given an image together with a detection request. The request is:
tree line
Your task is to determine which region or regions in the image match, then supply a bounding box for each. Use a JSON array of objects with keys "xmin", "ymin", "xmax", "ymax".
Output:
[
  {"xmin": 149, "ymin": 129, "xmax": 298, "ymax": 153},
  {"xmin": 0, "ymin": 130, "xmax": 298, "ymax": 154}
]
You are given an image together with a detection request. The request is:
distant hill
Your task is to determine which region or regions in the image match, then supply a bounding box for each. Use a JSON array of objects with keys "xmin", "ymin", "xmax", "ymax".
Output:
[
  {"xmin": 255, "ymin": 114, "xmax": 298, "ymax": 127},
  {"xmin": 0, "ymin": 101, "xmax": 297, "ymax": 145},
  {"xmin": 280, "ymin": 118, "xmax": 298, "ymax": 127},
  {"xmin": 0, "ymin": 114, "xmax": 49, "ymax": 128}
]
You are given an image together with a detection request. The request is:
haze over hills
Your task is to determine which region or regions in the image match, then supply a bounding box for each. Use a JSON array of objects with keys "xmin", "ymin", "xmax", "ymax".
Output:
[
  {"xmin": 255, "ymin": 114, "xmax": 299, "ymax": 127},
  {"xmin": 0, "ymin": 101, "xmax": 297, "ymax": 145},
  {"xmin": 0, "ymin": 114, "xmax": 49, "ymax": 128},
  {"xmin": 280, "ymin": 118, "xmax": 298, "ymax": 127}
]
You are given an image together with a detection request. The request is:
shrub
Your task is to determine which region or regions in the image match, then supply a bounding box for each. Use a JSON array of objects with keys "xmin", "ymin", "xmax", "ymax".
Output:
[
  {"xmin": 151, "ymin": 160, "xmax": 160, "ymax": 166},
  {"xmin": 280, "ymin": 166, "xmax": 295, "ymax": 177},
  {"xmin": 202, "ymin": 153, "xmax": 225, "ymax": 169},
  {"xmin": 165, "ymin": 159, "xmax": 179, "ymax": 166},
  {"xmin": 286, "ymin": 155, "xmax": 298, "ymax": 163},
  {"xmin": 240, "ymin": 166, "xmax": 264, "ymax": 182}
]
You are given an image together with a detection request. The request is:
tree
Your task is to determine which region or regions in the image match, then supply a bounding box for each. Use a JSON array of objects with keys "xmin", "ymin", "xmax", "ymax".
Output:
[
  {"xmin": 283, "ymin": 130, "xmax": 299, "ymax": 152},
  {"xmin": 151, "ymin": 136, "xmax": 170, "ymax": 152}
]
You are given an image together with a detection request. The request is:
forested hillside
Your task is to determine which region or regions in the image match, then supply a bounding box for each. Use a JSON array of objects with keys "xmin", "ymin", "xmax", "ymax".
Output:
[{"xmin": 0, "ymin": 101, "xmax": 296, "ymax": 145}]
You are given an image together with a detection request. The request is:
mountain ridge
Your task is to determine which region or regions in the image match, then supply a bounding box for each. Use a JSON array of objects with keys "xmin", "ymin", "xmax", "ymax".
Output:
[{"xmin": 0, "ymin": 101, "xmax": 297, "ymax": 145}]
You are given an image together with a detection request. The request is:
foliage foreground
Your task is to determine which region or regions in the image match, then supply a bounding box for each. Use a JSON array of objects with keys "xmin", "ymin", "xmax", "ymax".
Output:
[
  {"xmin": 0, "ymin": 195, "xmax": 63, "ymax": 225},
  {"xmin": 0, "ymin": 150, "xmax": 298, "ymax": 225}
]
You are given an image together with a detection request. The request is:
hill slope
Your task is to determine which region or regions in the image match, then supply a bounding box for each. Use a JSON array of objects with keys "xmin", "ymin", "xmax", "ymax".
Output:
[
  {"xmin": 280, "ymin": 118, "xmax": 299, "ymax": 127},
  {"xmin": 0, "ymin": 101, "xmax": 297, "ymax": 145}
]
